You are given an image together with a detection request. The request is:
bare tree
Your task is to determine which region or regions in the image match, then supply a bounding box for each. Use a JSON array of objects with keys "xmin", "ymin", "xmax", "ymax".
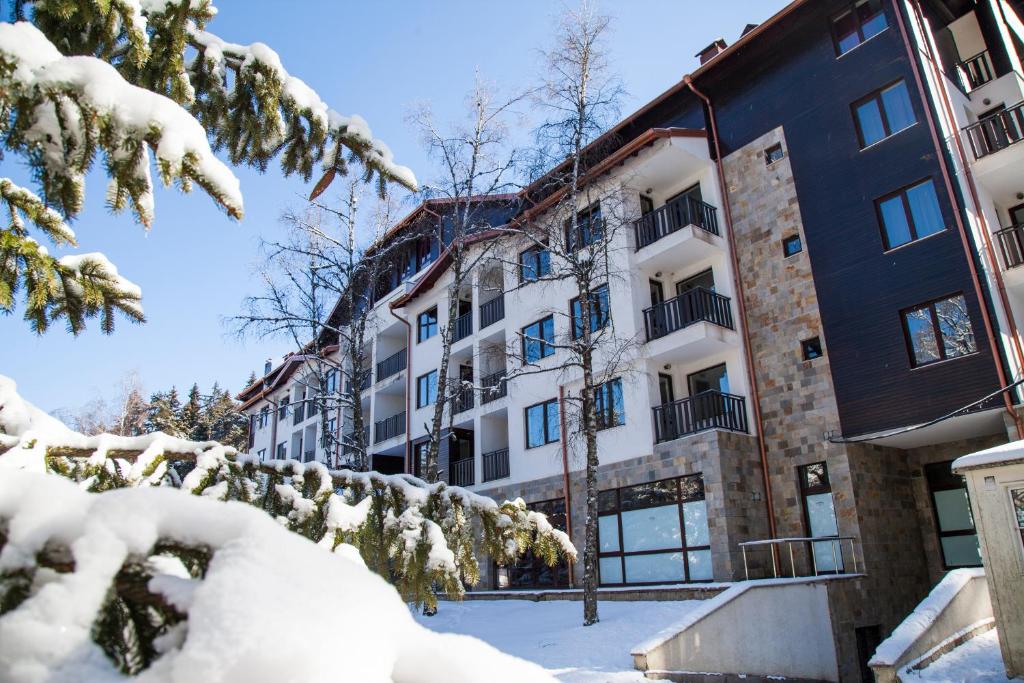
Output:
[
  {"xmin": 234, "ymin": 181, "xmax": 413, "ymax": 470},
  {"xmin": 51, "ymin": 370, "xmax": 148, "ymax": 436},
  {"xmin": 499, "ymin": 2, "xmax": 629, "ymax": 626},
  {"xmin": 407, "ymin": 75, "xmax": 527, "ymax": 483}
]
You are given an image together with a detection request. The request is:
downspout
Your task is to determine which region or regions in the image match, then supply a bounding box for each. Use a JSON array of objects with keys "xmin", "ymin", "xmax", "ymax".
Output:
[
  {"xmin": 389, "ymin": 304, "xmax": 414, "ymax": 473},
  {"xmin": 269, "ymin": 397, "xmax": 279, "ymax": 461},
  {"xmin": 891, "ymin": 0, "xmax": 1024, "ymax": 438},
  {"xmin": 683, "ymin": 75, "xmax": 780, "ymax": 546},
  {"xmin": 909, "ymin": 0, "xmax": 1024, "ymax": 391},
  {"xmin": 558, "ymin": 384, "xmax": 576, "ymax": 587}
]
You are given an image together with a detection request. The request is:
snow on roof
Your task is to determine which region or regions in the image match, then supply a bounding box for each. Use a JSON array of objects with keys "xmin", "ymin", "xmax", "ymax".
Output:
[{"xmin": 952, "ymin": 439, "xmax": 1024, "ymax": 472}]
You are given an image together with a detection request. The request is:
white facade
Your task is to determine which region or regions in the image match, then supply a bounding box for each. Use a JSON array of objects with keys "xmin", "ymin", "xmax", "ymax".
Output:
[{"xmin": 243, "ymin": 133, "xmax": 758, "ymax": 492}]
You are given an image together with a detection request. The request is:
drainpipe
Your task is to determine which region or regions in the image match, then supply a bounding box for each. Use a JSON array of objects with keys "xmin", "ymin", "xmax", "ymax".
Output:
[
  {"xmin": 389, "ymin": 304, "xmax": 414, "ymax": 472},
  {"xmin": 683, "ymin": 75, "xmax": 780, "ymax": 548},
  {"xmin": 269, "ymin": 397, "xmax": 279, "ymax": 462},
  {"xmin": 558, "ymin": 384, "xmax": 576, "ymax": 587},
  {"xmin": 891, "ymin": 0, "xmax": 1024, "ymax": 438}
]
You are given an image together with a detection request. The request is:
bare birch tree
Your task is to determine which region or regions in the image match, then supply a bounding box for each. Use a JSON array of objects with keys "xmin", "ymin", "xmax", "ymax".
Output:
[{"xmin": 407, "ymin": 76, "xmax": 527, "ymax": 483}]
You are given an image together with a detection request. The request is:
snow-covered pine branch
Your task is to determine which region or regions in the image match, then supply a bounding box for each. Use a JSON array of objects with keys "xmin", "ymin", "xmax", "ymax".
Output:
[
  {"xmin": 0, "ymin": 469, "xmax": 557, "ymax": 682},
  {"xmin": 1, "ymin": 2, "xmax": 417, "ymax": 334},
  {"xmin": 0, "ymin": 374, "xmax": 576, "ymax": 612}
]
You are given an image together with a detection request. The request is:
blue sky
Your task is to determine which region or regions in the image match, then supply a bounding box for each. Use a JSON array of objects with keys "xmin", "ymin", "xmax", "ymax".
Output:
[{"xmin": 3, "ymin": 0, "xmax": 786, "ymax": 412}]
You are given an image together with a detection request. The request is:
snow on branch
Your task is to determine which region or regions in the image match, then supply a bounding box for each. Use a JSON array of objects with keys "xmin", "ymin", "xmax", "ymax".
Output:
[
  {"xmin": 0, "ymin": 374, "xmax": 576, "ymax": 611},
  {"xmin": 0, "ymin": 469, "xmax": 556, "ymax": 682}
]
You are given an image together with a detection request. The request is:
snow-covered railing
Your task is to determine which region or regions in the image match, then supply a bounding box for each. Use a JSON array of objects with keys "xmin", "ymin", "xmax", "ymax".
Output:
[{"xmin": 869, "ymin": 568, "xmax": 992, "ymax": 683}]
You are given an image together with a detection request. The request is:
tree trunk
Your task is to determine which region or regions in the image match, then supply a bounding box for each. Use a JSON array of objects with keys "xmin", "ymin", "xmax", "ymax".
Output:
[{"xmin": 580, "ymin": 347, "xmax": 600, "ymax": 626}]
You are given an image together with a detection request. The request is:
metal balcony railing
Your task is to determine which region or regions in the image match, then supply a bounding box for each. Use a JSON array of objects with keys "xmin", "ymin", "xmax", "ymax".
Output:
[
  {"xmin": 375, "ymin": 348, "xmax": 407, "ymax": 383},
  {"xmin": 996, "ymin": 224, "xmax": 1024, "ymax": 270},
  {"xmin": 482, "ymin": 448, "xmax": 510, "ymax": 482},
  {"xmin": 652, "ymin": 391, "xmax": 748, "ymax": 443},
  {"xmin": 480, "ymin": 295, "xmax": 505, "ymax": 329},
  {"xmin": 449, "ymin": 458, "xmax": 475, "ymax": 487},
  {"xmin": 643, "ymin": 287, "xmax": 734, "ymax": 341},
  {"xmin": 964, "ymin": 101, "xmax": 1024, "ymax": 159},
  {"xmin": 634, "ymin": 194, "xmax": 719, "ymax": 250},
  {"xmin": 452, "ymin": 383, "xmax": 475, "ymax": 414},
  {"xmin": 342, "ymin": 426, "xmax": 370, "ymax": 455},
  {"xmin": 373, "ymin": 411, "xmax": 406, "ymax": 444},
  {"xmin": 303, "ymin": 450, "xmax": 315, "ymax": 463},
  {"xmin": 959, "ymin": 50, "xmax": 994, "ymax": 91},
  {"xmin": 481, "ymin": 370, "xmax": 508, "ymax": 404},
  {"xmin": 293, "ymin": 401, "xmax": 305, "ymax": 425},
  {"xmin": 453, "ymin": 311, "xmax": 473, "ymax": 342}
]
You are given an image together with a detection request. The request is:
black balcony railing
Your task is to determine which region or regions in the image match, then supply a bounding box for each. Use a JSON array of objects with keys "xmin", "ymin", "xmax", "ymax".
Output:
[
  {"xmin": 449, "ymin": 458, "xmax": 475, "ymax": 487},
  {"xmin": 480, "ymin": 295, "xmax": 505, "ymax": 329},
  {"xmin": 643, "ymin": 287, "xmax": 733, "ymax": 341},
  {"xmin": 652, "ymin": 391, "xmax": 748, "ymax": 443},
  {"xmin": 375, "ymin": 348, "xmax": 407, "ymax": 383},
  {"xmin": 293, "ymin": 401, "xmax": 305, "ymax": 424},
  {"xmin": 453, "ymin": 311, "xmax": 473, "ymax": 342},
  {"xmin": 303, "ymin": 450, "xmax": 315, "ymax": 463},
  {"xmin": 481, "ymin": 370, "xmax": 508, "ymax": 403},
  {"xmin": 482, "ymin": 448, "xmax": 510, "ymax": 482},
  {"xmin": 996, "ymin": 224, "xmax": 1024, "ymax": 270},
  {"xmin": 374, "ymin": 411, "xmax": 406, "ymax": 444},
  {"xmin": 634, "ymin": 194, "xmax": 719, "ymax": 250},
  {"xmin": 959, "ymin": 50, "xmax": 994, "ymax": 91},
  {"xmin": 964, "ymin": 101, "xmax": 1024, "ymax": 159},
  {"xmin": 342, "ymin": 426, "xmax": 370, "ymax": 455},
  {"xmin": 345, "ymin": 372, "xmax": 371, "ymax": 394},
  {"xmin": 452, "ymin": 383, "xmax": 475, "ymax": 414}
]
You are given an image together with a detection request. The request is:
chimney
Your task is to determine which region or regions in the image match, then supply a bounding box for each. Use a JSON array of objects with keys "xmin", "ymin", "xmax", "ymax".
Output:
[
  {"xmin": 741, "ymin": 23, "xmax": 759, "ymax": 37},
  {"xmin": 264, "ymin": 359, "xmax": 273, "ymax": 376},
  {"xmin": 696, "ymin": 38, "xmax": 728, "ymax": 65}
]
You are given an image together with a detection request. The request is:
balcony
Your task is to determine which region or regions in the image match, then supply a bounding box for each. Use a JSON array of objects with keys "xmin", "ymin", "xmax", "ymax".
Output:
[
  {"xmin": 964, "ymin": 101, "xmax": 1024, "ymax": 160},
  {"xmin": 375, "ymin": 348, "xmax": 407, "ymax": 383},
  {"xmin": 482, "ymin": 448, "xmax": 510, "ymax": 482},
  {"xmin": 480, "ymin": 295, "xmax": 505, "ymax": 329},
  {"xmin": 374, "ymin": 411, "xmax": 406, "ymax": 444},
  {"xmin": 481, "ymin": 370, "xmax": 508, "ymax": 404},
  {"xmin": 643, "ymin": 287, "xmax": 733, "ymax": 342},
  {"xmin": 293, "ymin": 401, "xmax": 306, "ymax": 425},
  {"xmin": 996, "ymin": 224, "xmax": 1024, "ymax": 270},
  {"xmin": 652, "ymin": 391, "xmax": 748, "ymax": 443},
  {"xmin": 453, "ymin": 311, "xmax": 473, "ymax": 343},
  {"xmin": 345, "ymin": 372, "xmax": 371, "ymax": 394},
  {"xmin": 634, "ymin": 194, "xmax": 719, "ymax": 251},
  {"xmin": 342, "ymin": 426, "xmax": 370, "ymax": 455},
  {"xmin": 449, "ymin": 458, "xmax": 475, "ymax": 487},
  {"xmin": 452, "ymin": 384, "xmax": 475, "ymax": 414},
  {"xmin": 958, "ymin": 50, "xmax": 994, "ymax": 92}
]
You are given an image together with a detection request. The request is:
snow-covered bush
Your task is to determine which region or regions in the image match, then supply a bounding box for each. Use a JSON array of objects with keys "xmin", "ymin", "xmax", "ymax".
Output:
[
  {"xmin": 0, "ymin": 375, "xmax": 576, "ymax": 614},
  {"xmin": 0, "ymin": 469, "xmax": 557, "ymax": 683}
]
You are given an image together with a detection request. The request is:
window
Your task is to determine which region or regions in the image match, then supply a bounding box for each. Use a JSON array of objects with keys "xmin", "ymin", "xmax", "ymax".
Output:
[
  {"xmin": 570, "ymin": 284, "xmax": 611, "ymax": 339},
  {"xmin": 324, "ymin": 418, "xmax": 336, "ymax": 448},
  {"xmin": 412, "ymin": 440, "xmax": 429, "ymax": 478},
  {"xmin": 765, "ymin": 143, "xmax": 785, "ymax": 165},
  {"xmin": 525, "ymin": 399, "xmax": 560, "ymax": 448},
  {"xmin": 257, "ymin": 448, "xmax": 266, "ymax": 461},
  {"xmin": 519, "ymin": 244, "xmax": 551, "ymax": 283},
  {"xmin": 276, "ymin": 442, "xmax": 287, "ymax": 459},
  {"xmin": 595, "ymin": 378, "xmax": 625, "ymax": 430},
  {"xmin": 877, "ymin": 179, "xmax": 946, "ymax": 250},
  {"xmin": 832, "ymin": 0, "xmax": 887, "ymax": 56},
  {"xmin": 522, "ymin": 316, "xmax": 555, "ymax": 363},
  {"xmin": 325, "ymin": 368, "xmax": 338, "ymax": 394},
  {"xmin": 597, "ymin": 475, "xmax": 711, "ymax": 585},
  {"xmin": 853, "ymin": 80, "xmax": 916, "ymax": 147},
  {"xmin": 782, "ymin": 234, "xmax": 803, "ymax": 257},
  {"xmin": 926, "ymin": 462, "xmax": 982, "ymax": 568},
  {"xmin": 802, "ymin": 337, "xmax": 824, "ymax": 360},
  {"xmin": 259, "ymin": 406, "xmax": 269, "ymax": 428},
  {"xmin": 416, "ymin": 236, "xmax": 438, "ymax": 271},
  {"xmin": 417, "ymin": 307, "xmax": 438, "ymax": 343},
  {"xmin": 798, "ymin": 462, "xmax": 844, "ymax": 572},
  {"xmin": 564, "ymin": 202, "xmax": 602, "ymax": 251},
  {"xmin": 902, "ymin": 294, "xmax": 977, "ymax": 367},
  {"xmin": 497, "ymin": 499, "xmax": 570, "ymax": 589},
  {"xmin": 1011, "ymin": 488, "xmax": 1024, "ymax": 550},
  {"xmin": 416, "ymin": 370, "xmax": 438, "ymax": 408},
  {"xmin": 278, "ymin": 397, "xmax": 289, "ymax": 420}
]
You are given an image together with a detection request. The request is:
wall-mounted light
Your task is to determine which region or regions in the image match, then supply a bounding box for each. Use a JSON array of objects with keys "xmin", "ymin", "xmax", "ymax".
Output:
[
  {"xmin": 1017, "ymin": 192, "xmax": 1024, "ymax": 200},
  {"xmin": 983, "ymin": 97, "xmax": 992, "ymax": 106},
  {"xmin": 654, "ymin": 271, "xmax": 662, "ymax": 277},
  {"xmin": 663, "ymin": 363, "xmax": 671, "ymax": 370},
  {"xmin": 645, "ymin": 188, "xmax": 653, "ymax": 195}
]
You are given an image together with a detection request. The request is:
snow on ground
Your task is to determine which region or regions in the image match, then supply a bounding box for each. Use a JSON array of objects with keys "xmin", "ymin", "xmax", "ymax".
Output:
[
  {"xmin": 414, "ymin": 599, "xmax": 703, "ymax": 682},
  {"xmin": 906, "ymin": 630, "xmax": 1023, "ymax": 683}
]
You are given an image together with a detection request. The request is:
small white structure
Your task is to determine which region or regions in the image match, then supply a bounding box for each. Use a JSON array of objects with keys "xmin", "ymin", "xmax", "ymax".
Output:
[{"xmin": 952, "ymin": 440, "xmax": 1024, "ymax": 678}]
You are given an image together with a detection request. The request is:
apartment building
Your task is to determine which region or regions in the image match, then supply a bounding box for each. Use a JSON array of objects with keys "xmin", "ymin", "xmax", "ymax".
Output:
[{"xmin": 240, "ymin": 0, "xmax": 1024, "ymax": 676}]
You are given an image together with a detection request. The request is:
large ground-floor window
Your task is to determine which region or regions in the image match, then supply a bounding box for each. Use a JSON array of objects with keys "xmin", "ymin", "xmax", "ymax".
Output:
[
  {"xmin": 495, "ymin": 498, "xmax": 570, "ymax": 589},
  {"xmin": 597, "ymin": 474, "xmax": 712, "ymax": 585},
  {"xmin": 925, "ymin": 461, "xmax": 981, "ymax": 568}
]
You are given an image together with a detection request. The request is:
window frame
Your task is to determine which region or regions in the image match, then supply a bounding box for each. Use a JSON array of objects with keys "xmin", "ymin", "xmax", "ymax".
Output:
[
  {"xmin": 596, "ymin": 474, "xmax": 711, "ymax": 586},
  {"xmin": 831, "ymin": 0, "xmax": 888, "ymax": 57},
  {"xmin": 798, "ymin": 461, "xmax": 845, "ymax": 573},
  {"xmin": 276, "ymin": 442, "xmax": 287, "ymax": 460},
  {"xmin": 782, "ymin": 234, "xmax": 803, "ymax": 258},
  {"xmin": 852, "ymin": 80, "xmax": 916, "ymax": 149},
  {"xmin": 417, "ymin": 307, "xmax": 438, "ymax": 343},
  {"xmin": 900, "ymin": 293, "xmax": 977, "ymax": 368},
  {"xmin": 416, "ymin": 370, "xmax": 438, "ymax": 409},
  {"xmin": 875, "ymin": 178, "xmax": 947, "ymax": 251},
  {"xmin": 522, "ymin": 315, "xmax": 556, "ymax": 363},
  {"xmin": 257, "ymin": 448, "xmax": 266, "ymax": 461},
  {"xmin": 925, "ymin": 461, "xmax": 983, "ymax": 569},
  {"xmin": 802, "ymin": 337, "xmax": 824, "ymax": 361},
  {"xmin": 525, "ymin": 398, "xmax": 560, "ymax": 449},
  {"xmin": 570, "ymin": 284, "xmax": 611, "ymax": 340},
  {"xmin": 594, "ymin": 377, "xmax": 625, "ymax": 430},
  {"xmin": 765, "ymin": 143, "xmax": 785, "ymax": 165},
  {"xmin": 564, "ymin": 202, "xmax": 603, "ymax": 252},
  {"xmin": 519, "ymin": 243, "xmax": 551, "ymax": 284}
]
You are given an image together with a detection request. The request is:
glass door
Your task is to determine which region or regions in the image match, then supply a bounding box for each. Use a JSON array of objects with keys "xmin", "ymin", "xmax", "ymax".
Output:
[
  {"xmin": 925, "ymin": 462, "xmax": 981, "ymax": 568},
  {"xmin": 799, "ymin": 462, "xmax": 844, "ymax": 573}
]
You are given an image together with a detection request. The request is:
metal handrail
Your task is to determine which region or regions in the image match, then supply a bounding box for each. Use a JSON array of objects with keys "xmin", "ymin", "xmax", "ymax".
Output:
[
  {"xmin": 375, "ymin": 348, "xmax": 407, "ymax": 382},
  {"xmin": 449, "ymin": 457, "xmax": 475, "ymax": 487},
  {"xmin": 643, "ymin": 287, "xmax": 733, "ymax": 341},
  {"xmin": 738, "ymin": 536, "xmax": 860, "ymax": 580},
  {"xmin": 963, "ymin": 100, "xmax": 1024, "ymax": 159},
  {"xmin": 959, "ymin": 49, "xmax": 994, "ymax": 91},
  {"xmin": 652, "ymin": 390, "xmax": 748, "ymax": 442},
  {"xmin": 481, "ymin": 370, "xmax": 508, "ymax": 403},
  {"xmin": 373, "ymin": 411, "xmax": 406, "ymax": 443},
  {"xmin": 634, "ymin": 194, "xmax": 719, "ymax": 250},
  {"xmin": 480, "ymin": 295, "xmax": 505, "ymax": 329},
  {"xmin": 482, "ymin": 448, "xmax": 510, "ymax": 482},
  {"xmin": 453, "ymin": 311, "xmax": 473, "ymax": 342},
  {"xmin": 995, "ymin": 224, "xmax": 1024, "ymax": 270}
]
